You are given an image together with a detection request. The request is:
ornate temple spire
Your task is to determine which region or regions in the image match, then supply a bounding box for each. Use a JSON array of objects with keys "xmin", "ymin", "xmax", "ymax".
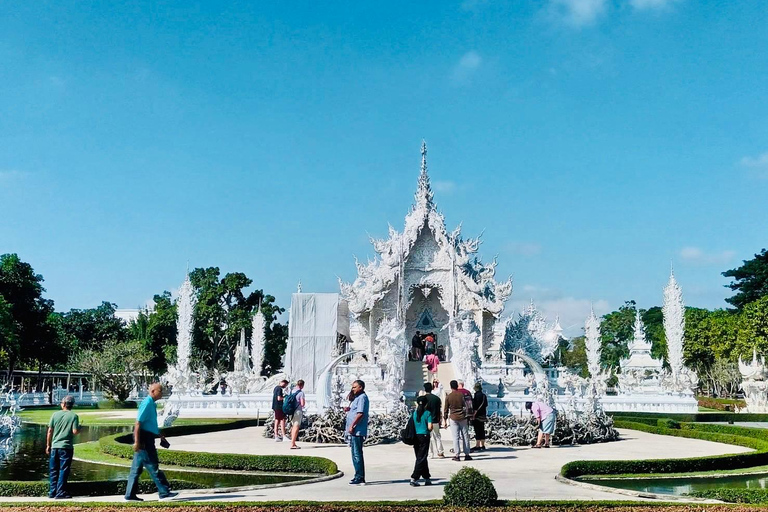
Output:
[
  {"xmin": 414, "ymin": 140, "xmax": 434, "ymax": 209},
  {"xmin": 663, "ymin": 267, "xmax": 685, "ymax": 380},
  {"xmin": 175, "ymin": 270, "xmax": 197, "ymax": 374},
  {"xmin": 584, "ymin": 306, "xmax": 602, "ymax": 379}
]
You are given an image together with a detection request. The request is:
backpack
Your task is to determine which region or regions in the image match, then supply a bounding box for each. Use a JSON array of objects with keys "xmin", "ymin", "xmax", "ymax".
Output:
[
  {"xmin": 401, "ymin": 414, "xmax": 416, "ymax": 446},
  {"xmin": 463, "ymin": 392, "xmax": 474, "ymax": 418},
  {"xmin": 282, "ymin": 391, "xmax": 300, "ymax": 415}
]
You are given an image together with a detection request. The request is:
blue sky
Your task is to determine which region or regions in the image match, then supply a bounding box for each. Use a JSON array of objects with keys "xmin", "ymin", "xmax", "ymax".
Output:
[{"xmin": 1, "ymin": 1, "xmax": 767, "ymax": 335}]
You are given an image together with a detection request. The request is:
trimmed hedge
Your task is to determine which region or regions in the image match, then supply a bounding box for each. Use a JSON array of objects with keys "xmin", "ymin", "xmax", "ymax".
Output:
[
  {"xmin": 610, "ymin": 411, "xmax": 768, "ymax": 422},
  {"xmin": 99, "ymin": 425, "xmax": 338, "ymax": 476},
  {"xmin": 657, "ymin": 418, "xmax": 680, "ymax": 430},
  {"xmin": 0, "ymin": 479, "xmax": 197, "ymax": 498},
  {"xmin": 561, "ymin": 419, "xmax": 768, "ymax": 479},
  {"xmin": 687, "ymin": 489, "xmax": 768, "ymax": 503}
]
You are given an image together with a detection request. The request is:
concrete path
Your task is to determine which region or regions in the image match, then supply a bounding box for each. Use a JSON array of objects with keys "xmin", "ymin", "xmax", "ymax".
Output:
[{"xmin": 0, "ymin": 426, "xmax": 750, "ymax": 503}]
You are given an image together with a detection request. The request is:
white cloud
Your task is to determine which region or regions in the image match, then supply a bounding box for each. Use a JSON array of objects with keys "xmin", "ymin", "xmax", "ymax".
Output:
[
  {"xmin": 549, "ymin": 0, "xmax": 608, "ymax": 27},
  {"xmin": 451, "ymin": 51, "xmax": 482, "ymax": 84},
  {"xmin": 506, "ymin": 242, "xmax": 542, "ymax": 257},
  {"xmin": 679, "ymin": 247, "xmax": 736, "ymax": 265},
  {"xmin": 433, "ymin": 180, "xmax": 457, "ymax": 193},
  {"xmin": 740, "ymin": 152, "xmax": 768, "ymax": 179},
  {"xmin": 509, "ymin": 295, "xmax": 611, "ymax": 338},
  {"xmin": 630, "ymin": 0, "xmax": 681, "ymax": 10}
]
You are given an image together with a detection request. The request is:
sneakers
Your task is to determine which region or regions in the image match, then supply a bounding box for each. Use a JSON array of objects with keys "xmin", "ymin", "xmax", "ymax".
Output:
[
  {"xmin": 159, "ymin": 492, "xmax": 179, "ymax": 500},
  {"xmin": 424, "ymin": 479, "xmax": 433, "ymax": 486},
  {"xmin": 451, "ymin": 456, "xmax": 461, "ymax": 461},
  {"xmin": 275, "ymin": 436, "xmax": 283, "ymax": 442},
  {"xmin": 54, "ymin": 494, "xmax": 72, "ymax": 500},
  {"xmin": 349, "ymin": 478, "xmax": 366, "ymax": 486},
  {"xmin": 125, "ymin": 496, "xmax": 144, "ymax": 502},
  {"xmin": 409, "ymin": 479, "xmax": 420, "ymax": 487},
  {"xmin": 469, "ymin": 446, "xmax": 480, "ymax": 452},
  {"xmin": 464, "ymin": 455, "xmax": 473, "ymax": 461},
  {"xmin": 437, "ymin": 453, "xmax": 446, "ymax": 459}
]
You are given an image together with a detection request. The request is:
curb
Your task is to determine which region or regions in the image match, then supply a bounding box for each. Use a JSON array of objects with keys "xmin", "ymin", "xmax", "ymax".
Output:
[{"xmin": 554, "ymin": 474, "xmax": 721, "ymax": 503}]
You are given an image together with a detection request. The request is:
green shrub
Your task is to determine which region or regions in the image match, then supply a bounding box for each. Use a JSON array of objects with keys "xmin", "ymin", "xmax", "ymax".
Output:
[
  {"xmin": 562, "ymin": 419, "xmax": 768, "ymax": 479},
  {"xmin": 656, "ymin": 418, "xmax": 680, "ymax": 429},
  {"xmin": 687, "ymin": 489, "xmax": 768, "ymax": 503},
  {"xmin": 99, "ymin": 428, "xmax": 338, "ymax": 476},
  {"xmin": 443, "ymin": 467, "xmax": 498, "ymax": 507},
  {"xmin": 0, "ymin": 479, "xmax": 196, "ymax": 497}
]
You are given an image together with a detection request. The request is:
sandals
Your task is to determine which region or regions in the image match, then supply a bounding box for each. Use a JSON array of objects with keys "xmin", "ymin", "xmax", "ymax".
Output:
[{"xmin": 290, "ymin": 446, "xmax": 301, "ymax": 449}]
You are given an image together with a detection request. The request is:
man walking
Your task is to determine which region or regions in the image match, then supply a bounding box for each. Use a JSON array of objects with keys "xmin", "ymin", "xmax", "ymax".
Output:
[
  {"xmin": 346, "ymin": 379, "xmax": 369, "ymax": 485},
  {"xmin": 125, "ymin": 383, "xmax": 178, "ymax": 501},
  {"xmin": 444, "ymin": 380, "xmax": 472, "ymax": 461},
  {"xmin": 423, "ymin": 382, "xmax": 444, "ymax": 459},
  {"xmin": 272, "ymin": 379, "xmax": 289, "ymax": 442},
  {"xmin": 46, "ymin": 395, "xmax": 80, "ymax": 499}
]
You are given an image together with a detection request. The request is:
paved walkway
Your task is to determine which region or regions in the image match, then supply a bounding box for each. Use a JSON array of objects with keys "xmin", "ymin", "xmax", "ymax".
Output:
[{"xmin": 0, "ymin": 426, "xmax": 750, "ymax": 503}]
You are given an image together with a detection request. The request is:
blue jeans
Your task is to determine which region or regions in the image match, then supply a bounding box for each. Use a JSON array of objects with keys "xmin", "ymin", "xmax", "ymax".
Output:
[
  {"xmin": 349, "ymin": 435, "xmax": 365, "ymax": 481},
  {"xmin": 49, "ymin": 448, "xmax": 73, "ymax": 498},
  {"xmin": 125, "ymin": 438, "xmax": 170, "ymax": 498}
]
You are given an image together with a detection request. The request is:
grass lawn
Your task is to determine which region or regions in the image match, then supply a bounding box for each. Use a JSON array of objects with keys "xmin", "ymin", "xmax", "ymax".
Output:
[{"xmin": 18, "ymin": 408, "xmax": 242, "ymax": 427}]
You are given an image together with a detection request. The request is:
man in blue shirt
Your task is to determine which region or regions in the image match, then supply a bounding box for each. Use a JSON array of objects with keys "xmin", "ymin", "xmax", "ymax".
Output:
[
  {"xmin": 125, "ymin": 383, "xmax": 178, "ymax": 501},
  {"xmin": 345, "ymin": 379, "xmax": 369, "ymax": 485}
]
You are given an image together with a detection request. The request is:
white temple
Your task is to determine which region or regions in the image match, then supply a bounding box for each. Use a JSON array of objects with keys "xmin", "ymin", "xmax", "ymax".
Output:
[{"xmin": 163, "ymin": 143, "xmax": 700, "ymax": 417}]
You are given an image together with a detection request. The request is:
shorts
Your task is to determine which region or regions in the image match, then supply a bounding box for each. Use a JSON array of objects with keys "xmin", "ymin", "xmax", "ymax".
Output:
[
  {"xmin": 273, "ymin": 408, "xmax": 286, "ymax": 421},
  {"xmin": 290, "ymin": 409, "xmax": 304, "ymax": 426}
]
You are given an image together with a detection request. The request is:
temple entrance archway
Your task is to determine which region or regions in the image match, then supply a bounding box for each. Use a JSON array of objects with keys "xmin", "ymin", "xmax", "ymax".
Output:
[{"xmin": 406, "ymin": 286, "xmax": 450, "ymax": 362}]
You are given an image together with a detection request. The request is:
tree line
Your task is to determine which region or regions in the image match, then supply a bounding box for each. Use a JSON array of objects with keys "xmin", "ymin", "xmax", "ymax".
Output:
[
  {"xmin": 0, "ymin": 254, "xmax": 288, "ymax": 395},
  {"xmin": 560, "ymin": 249, "xmax": 768, "ymax": 397}
]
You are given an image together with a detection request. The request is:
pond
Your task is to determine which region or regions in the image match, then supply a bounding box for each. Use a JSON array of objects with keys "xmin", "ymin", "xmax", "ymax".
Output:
[
  {"xmin": 581, "ymin": 473, "xmax": 768, "ymax": 496},
  {"xmin": 1, "ymin": 423, "xmax": 308, "ymax": 488}
]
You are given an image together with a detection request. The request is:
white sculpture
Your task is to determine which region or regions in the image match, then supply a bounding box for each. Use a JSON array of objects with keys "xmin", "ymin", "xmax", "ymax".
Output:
[
  {"xmin": 375, "ymin": 318, "xmax": 407, "ymax": 404},
  {"xmin": 502, "ymin": 301, "xmax": 563, "ymax": 364},
  {"xmin": 661, "ymin": 270, "xmax": 698, "ymax": 393},
  {"xmin": 449, "ymin": 314, "xmax": 480, "ymax": 390},
  {"xmin": 584, "ymin": 307, "xmax": 610, "ymax": 395},
  {"xmin": 618, "ymin": 311, "xmax": 663, "ymax": 395},
  {"xmin": 250, "ymin": 307, "xmax": 266, "ymax": 377},
  {"xmin": 163, "ymin": 272, "xmax": 199, "ymax": 393},
  {"xmin": 226, "ymin": 329, "xmax": 251, "ymax": 394},
  {"xmin": 739, "ymin": 348, "xmax": 768, "ymax": 412}
]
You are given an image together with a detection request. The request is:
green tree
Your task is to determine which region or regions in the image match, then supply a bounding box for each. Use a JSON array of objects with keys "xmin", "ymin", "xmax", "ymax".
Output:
[
  {"xmin": 130, "ymin": 292, "xmax": 177, "ymax": 376},
  {"xmin": 189, "ymin": 267, "xmax": 287, "ymax": 375},
  {"xmin": 59, "ymin": 301, "xmax": 127, "ymax": 352},
  {"xmin": 600, "ymin": 301, "xmax": 638, "ymax": 369},
  {"xmin": 642, "ymin": 306, "xmax": 668, "ymax": 366},
  {"xmin": 562, "ymin": 335, "xmax": 588, "ymax": 378},
  {"xmin": 0, "ymin": 254, "xmax": 60, "ymax": 377},
  {"xmin": 723, "ymin": 249, "xmax": 768, "ymax": 310},
  {"xmin": 76, "ymin": 339, "xmax": 151, "ymax": 402},
  {"xmin": 736, "ymin": 296, "xmax": 768, "ymax": 358}
]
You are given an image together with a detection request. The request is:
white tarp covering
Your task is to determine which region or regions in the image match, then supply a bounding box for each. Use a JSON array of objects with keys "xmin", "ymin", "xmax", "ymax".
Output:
[{"xmin": 285, "ymin": 293, "xmax": 349, "ymax": 393}]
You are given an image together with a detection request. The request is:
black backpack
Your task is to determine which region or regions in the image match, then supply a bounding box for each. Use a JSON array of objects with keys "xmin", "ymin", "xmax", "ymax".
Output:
[
  {"xmin": 401, "ymin": 413, "xmax": 416, "ymax": 446},
  {"xmin": 282, "ymin": 391, "xmax": 300, "ymax": 415}
]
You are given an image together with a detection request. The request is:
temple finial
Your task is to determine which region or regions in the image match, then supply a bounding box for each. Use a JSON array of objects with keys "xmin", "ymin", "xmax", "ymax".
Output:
[
  {"xmin": 297, "ymin": 280, "xmax": 302, "ymax": 293},
  {"xmin": 415, "ymin": 140, "xmax": 434, "ymax": 208}
]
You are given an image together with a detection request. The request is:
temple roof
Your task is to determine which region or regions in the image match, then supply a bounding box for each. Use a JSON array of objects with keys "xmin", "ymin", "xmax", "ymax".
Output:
[{"xmin": 339, "ymin": 142, "xmax": 513, "ymax": 318}]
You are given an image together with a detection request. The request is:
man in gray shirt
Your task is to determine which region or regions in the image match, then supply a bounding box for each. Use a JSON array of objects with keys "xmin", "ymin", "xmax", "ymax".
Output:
[{"xmin": 345, "ymin": 379, "xmax": 369, "ymax": 485}]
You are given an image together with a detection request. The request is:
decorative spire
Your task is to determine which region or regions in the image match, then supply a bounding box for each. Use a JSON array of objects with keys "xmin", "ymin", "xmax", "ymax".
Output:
[
  {"xmin": 297, "ymin": 280, "xmax": 302, "ymax": 293},
  {"xmin": 414, "ymin": 140, "xmax": 434, "ymax": 209},
  {"xmin": 584, "ymin": 306, "xmax": 602, "ymax": 379},
  {"xmin": 629, "ymin": 310, "xmax": 651, "ymax": 353},
  {"xmin": 663, "ymin": 269, "xmax": 685, "ymax": 380},
  {"xmin": 175, "ymin": 270, "xmax": 197, "ymax": 373}
]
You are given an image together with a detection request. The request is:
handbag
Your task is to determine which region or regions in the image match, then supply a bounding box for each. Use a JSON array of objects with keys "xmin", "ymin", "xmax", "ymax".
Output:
[{"xmin": 401, "ymin": 413, "xmax": 417, "ymax": 446}]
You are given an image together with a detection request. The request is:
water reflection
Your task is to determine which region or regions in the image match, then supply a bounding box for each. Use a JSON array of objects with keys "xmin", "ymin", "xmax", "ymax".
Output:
[
  {"xmin": 2, "ymin": 424, "xmax": 308, "ymax": 488},
  {"xmin": 583, "ymin": 473, "xmax": 768, "ymax": 495}
]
